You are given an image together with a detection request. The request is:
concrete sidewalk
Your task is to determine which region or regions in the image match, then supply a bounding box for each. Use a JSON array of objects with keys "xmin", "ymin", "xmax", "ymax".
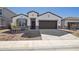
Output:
[
  {"xmin": 0, "ymin": 29, "xmax": 9, "ymax": 33},
  {"xmin": 0, "ymin": 39, "xmax": 79, "ymax": 50}
]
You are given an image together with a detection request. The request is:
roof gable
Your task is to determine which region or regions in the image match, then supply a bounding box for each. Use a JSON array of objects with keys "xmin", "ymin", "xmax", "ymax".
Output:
[
  {"xmin": 39, "ymin": 12, "xmax": 62, "ymax": 18},
  {"xmin": 12, "ymin": 14, "xmax": 28, "ymax": 18},
  {"xmin": 27, "ymin": 11, "xmax": 39, "ymax": 15}
]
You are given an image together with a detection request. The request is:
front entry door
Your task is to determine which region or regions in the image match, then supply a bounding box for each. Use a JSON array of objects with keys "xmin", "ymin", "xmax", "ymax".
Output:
[{"xmin": 30, "ymin": 18, "xmax": 36, "ymax": 29}]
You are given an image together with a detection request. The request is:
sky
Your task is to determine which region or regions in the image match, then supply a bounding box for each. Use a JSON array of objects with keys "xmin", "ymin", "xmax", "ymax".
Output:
[{"xmin": 8, "ymin": 7, "xmax": 79, "ymax": 18}]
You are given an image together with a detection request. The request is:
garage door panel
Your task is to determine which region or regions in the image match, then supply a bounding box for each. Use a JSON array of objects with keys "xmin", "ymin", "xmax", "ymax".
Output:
[{"xmin": 39, "ymin": 20, "xmax": 57, "ymax": 29}]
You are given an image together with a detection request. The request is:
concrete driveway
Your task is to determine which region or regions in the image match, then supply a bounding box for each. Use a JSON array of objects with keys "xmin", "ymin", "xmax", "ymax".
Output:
[{"xmin": 40, "ymin": 29, "xmax": 79, "ymax": 40}]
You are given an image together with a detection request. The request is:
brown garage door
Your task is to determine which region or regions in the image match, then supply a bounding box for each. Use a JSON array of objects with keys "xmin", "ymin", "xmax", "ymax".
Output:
[{"xmin": 39, "ymin": 20, "xmax": 57, "ymax": 29}]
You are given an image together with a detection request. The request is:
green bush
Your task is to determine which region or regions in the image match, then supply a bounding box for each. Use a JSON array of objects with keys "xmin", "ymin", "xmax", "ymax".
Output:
[{"xmin": 11, "ymin": 23, "xmax": 18, "ymax": 30}]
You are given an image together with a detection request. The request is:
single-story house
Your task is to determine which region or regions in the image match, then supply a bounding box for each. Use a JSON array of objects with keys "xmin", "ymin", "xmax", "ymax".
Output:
[
  {"xmin": 11, "ymin": 11, "xmax": 62, "ymax": 30},
  {"xmin": 62, "ymin": 17, "xmax": 79, "ymax": 29}
]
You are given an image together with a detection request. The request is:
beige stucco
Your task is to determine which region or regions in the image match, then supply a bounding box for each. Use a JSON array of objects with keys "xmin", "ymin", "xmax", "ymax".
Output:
[
  {"xmin": 27, "ymin": 12, "xmax": 38, "ymax": 26},
  {"xmin": 12, "ymin": 12, "xmax": 62, "ymax": 30},
  {"xmin": 28, "ymin": 12, "xmax": 38, "ymax": 18},
  {"xmin": 62, "ymin": 17, "xmax": 79, "ymax": 29},
  {"xmin": 38, "ymin": 13, "xmax": 62, "ymax": 29}
]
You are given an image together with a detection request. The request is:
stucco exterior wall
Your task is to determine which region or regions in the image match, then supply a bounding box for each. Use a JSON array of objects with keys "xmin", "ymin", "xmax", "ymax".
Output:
[
  {"xmin": 38, "ymin": 13, "xmax": 62, "ymax": 29},
  {"xmin": 12, "ymin": 15, "xmax": 28, "ymax": 30},
  {"xmin": 12, "ymin": 12, "xmax": 62, "ymax": 30},
  {"xmin": 12, "ymin": 15, "xmax": 28, "ymax": 24},
  {"xmin": 27, "ymin": 12, "xmax": 38, "ymax": 29},
  {"xmin": 28, "ymin": 12, "xmax": 38, "ymax": 18},
  {"xmin": 63, "ymin": 19, "xmax": 79, "ymax": 29}
]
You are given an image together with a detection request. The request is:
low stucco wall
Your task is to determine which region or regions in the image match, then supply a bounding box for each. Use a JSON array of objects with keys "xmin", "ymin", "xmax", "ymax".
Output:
[{"xmin": 0, "ymin": 39, "xmax": 79, "ymax": 50}]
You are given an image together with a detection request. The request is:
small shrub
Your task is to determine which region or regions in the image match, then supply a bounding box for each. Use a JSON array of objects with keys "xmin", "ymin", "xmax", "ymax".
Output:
[{"xmin": 11, "ymin": 23, "xmax": 17, "ymax": 30}]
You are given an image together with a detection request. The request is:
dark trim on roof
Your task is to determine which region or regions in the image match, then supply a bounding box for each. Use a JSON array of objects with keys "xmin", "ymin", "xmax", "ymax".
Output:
[
  {"xmin": 39, "ymin": 12, "xmax": 62, "ymax": 18},
  {"xmin": 27, "ymin": 11, "xmax": 39, "ymax": 16},
  {"xmin": 11, "ymin": 14, "xmax": 28, "ymax": 18}
]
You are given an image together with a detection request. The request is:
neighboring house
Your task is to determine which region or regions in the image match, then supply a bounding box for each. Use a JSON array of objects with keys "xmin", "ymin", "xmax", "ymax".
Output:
[
  {"xmin": 62, "ymin": 17, "xmax": 79, "ymax": 29},
  {"xmin": 0, "ymin": 7, "xmax": 16, "ymax": 29},
  {"xmin": 11, "ymin": 11, "xmax": 62, "ymax": 30}
]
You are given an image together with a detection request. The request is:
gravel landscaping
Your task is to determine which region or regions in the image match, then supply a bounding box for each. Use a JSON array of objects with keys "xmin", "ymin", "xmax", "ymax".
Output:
[
  {"xmin": 0, "ymin": 29, "xmax": 78, "ymax": 41},
  {"xmin": 0, "ymin": 29, "xmax": 42, "ymax": 41}
]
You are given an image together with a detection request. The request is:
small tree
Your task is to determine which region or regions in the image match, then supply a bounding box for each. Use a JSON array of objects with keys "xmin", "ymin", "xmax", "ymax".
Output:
[{"xmin": 11, "ymin": 23, "xmax": 17, "ymax": 30}]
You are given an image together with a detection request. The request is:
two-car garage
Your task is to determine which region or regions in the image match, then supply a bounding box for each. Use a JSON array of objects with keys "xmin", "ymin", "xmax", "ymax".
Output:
[
  {"xmin": 37, "ymin": 12, "xmax": 62, "ymax": 29},
  {"xmin": 39, "ymin": 20, "xmax": 57, "ymax": 29}
]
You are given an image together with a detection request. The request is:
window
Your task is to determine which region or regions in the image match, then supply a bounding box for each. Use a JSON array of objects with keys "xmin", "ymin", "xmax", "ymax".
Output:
[
  {"xmin": 16, "ymin": 19, "xmax": 21, "ymax": 26},
  {"xmin": 19, "ymin": 21, "xmax": 21, "ymax": 26},
  {"xmin": 0, "ymin": 9, "xmax": 2, "ymax": 16},
  {"xmin": 16, "ymin": 18, "xmax": 27, "ymax": 28}
]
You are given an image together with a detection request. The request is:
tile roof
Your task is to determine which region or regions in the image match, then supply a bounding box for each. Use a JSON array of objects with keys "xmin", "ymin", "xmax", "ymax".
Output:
[{"xmin": 64, "ymin": 17, "xmax": 79, "ymax": 20}]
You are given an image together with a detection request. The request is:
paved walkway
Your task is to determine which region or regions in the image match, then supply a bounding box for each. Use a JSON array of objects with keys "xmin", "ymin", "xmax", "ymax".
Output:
[{"xmin": 0, "ymin": 29, "xmax": 9, "ymax": 33}]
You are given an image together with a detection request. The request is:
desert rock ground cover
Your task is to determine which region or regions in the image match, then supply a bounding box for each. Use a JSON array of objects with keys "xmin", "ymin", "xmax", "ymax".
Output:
[
  {"xmin": 0, "ymin": 29, "xmax": 42, "ymax": 41},
  {"xmin": 0, "ymin": 29, "xmax": 78, "ymax": 41},
  {"xmin": 71, "ymin": 30, "xmax": 79, "ymax": 37},
  {"xmin": 61, "ymin": 29, "xmax": 79, "ymax": 37}
]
